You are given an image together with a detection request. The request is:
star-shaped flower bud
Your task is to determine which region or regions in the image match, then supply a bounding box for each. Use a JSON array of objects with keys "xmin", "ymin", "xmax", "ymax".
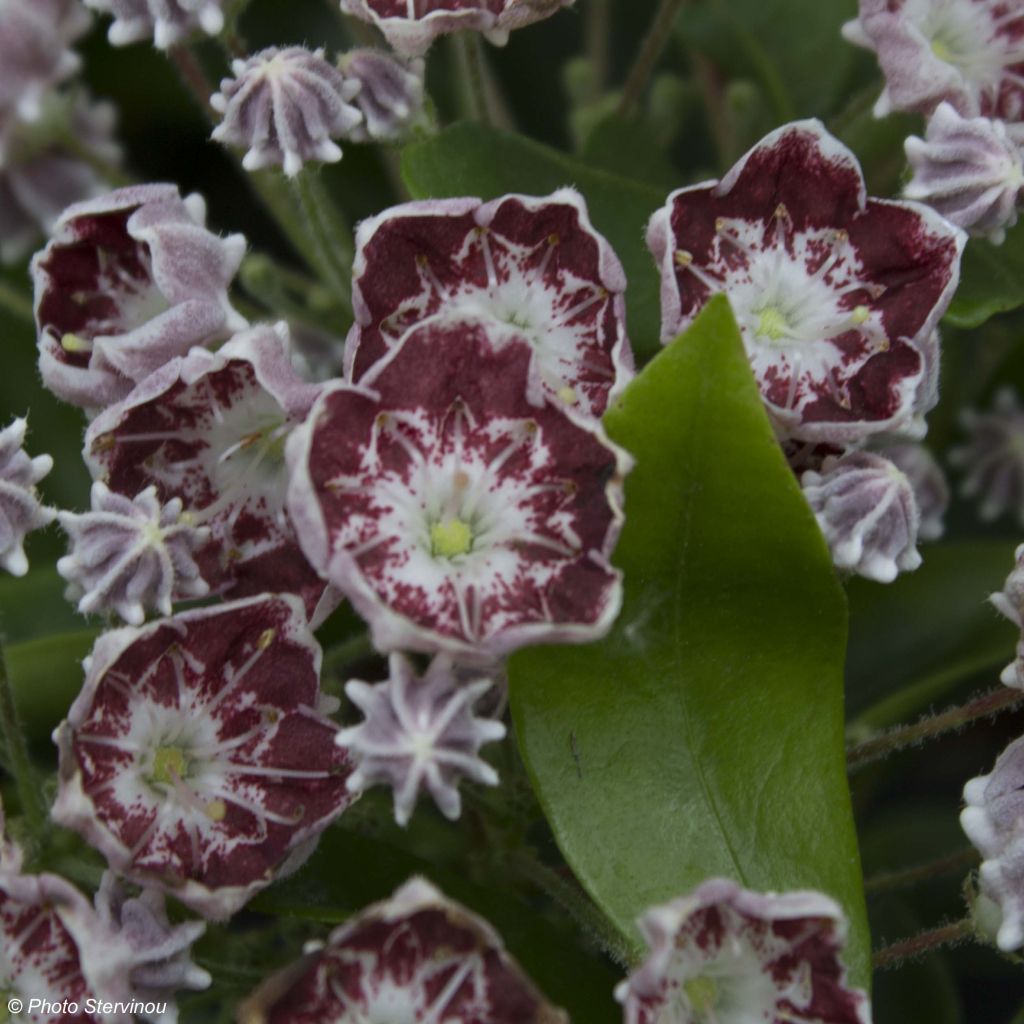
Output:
[
  {"xmin": 876, "ymin": 440, "xmax": 950, "ymax": 542},
  {"xmin": 0, "ymin": 0, "xmax": 90, "ymax": 128},
  {"xmin": 83, "ymin": 322, "xmax": 329, "ymax": 617},
  {"xmin": 57, "ymin": 482, "xmax": 211, "ymax": 626},
  {"xmin": 52, "ymin": 594, "xmax": 356, "ymax": 921},
  {"xmin": 905, "ymin": 102, "xmax": 1024, "ymax": 244},
  {"xmin": 0, "ymin": 91, "xmax": 121, "ymax": 265},
  {"xmin": 615, "ymin": 879, "xmax": 871, "ymax": 1024},
  {"xmin": 801, "ymin": 450, "xmax": 922, "ymax": 583},
  {"xmin": 0, "ymin": 416, "xmax": 54, "ymax": 577},
  {"xmin": 211, "ymin": 48, "xmax": 363, "ymax": 178},
  {"xmin": 842, "ymin": 0, "xmax": 1024, "ymax": 120},
  {"xmin": 338, "ymin": 653, "xmax": 506, "ymax": 826},
  {"xmin": 962, "ymin": 735, "xmax": 1024, "ymax": 951},
  {"xmin": 647, "ymin": 121, "xmax": 965, "ymax": 446},
  {"xmin": 287, "ymin": 318, "xmax": 631, "ymax": 662},
  {"xmin": 239, "ymin": 877, "xmax": 568, "ymax": 1023},
  {"xmin": 338, "ymin": 0, "xmax": 576, "ymax": 58},
  {"xmin": 32, "ymin": 183, "xmax": 247, "ymax": 411},
  {"xmin": 340, "ymin": 49, "xmax": 425, "ymax": 143},
  {"xmin": 988, "ymin": 542, "xmax": 1024, "ymax": 687},
  {"xmin": 950, "ymin": 387, "xmax": 1024, "ymax": 526},
  {"xmin": 345, "ymin": 190, "xmax": 633, "ymax": 419},
  {"xmin": 84, "ymin": 0, "xmax": 229, "ymax": 50}
]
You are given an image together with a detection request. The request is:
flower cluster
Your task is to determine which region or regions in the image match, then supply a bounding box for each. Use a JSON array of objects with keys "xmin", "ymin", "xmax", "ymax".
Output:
[{"xmin": 647, "ymin": 120, "xmax": 961, "ymax": 580}]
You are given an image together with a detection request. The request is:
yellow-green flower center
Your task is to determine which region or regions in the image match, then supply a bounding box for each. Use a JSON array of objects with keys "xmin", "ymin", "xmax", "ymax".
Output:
[
  {"xmin": 430, "ymin": 518, "xmax": 473, "ymax": 558},
  {"xmin": 755, "ymin": 305, "xmax": 790, "ymax": 342},
  {"xmin": 684, "ymin": 975, "xmax": 719, "ymax": 1015},
  {"xmin": 151, "ymin": 745, "xmax": 189, "ymax": 785}
]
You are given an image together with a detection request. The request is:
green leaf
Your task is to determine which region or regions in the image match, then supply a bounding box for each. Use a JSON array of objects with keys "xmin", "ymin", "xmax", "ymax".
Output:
[
  {"xmin": 580, "ymin": 113, "xmax": 682, "ymax": 190},
  {"xmin": 846, "ymin": 541, "xmax": 1018, "ymax": 732},
  {"xmin": 401, "ymin": 122, "xmax": 665, "ymax": 360},
  {"xmin": 944, "ymin": 225, "xmax": 1024, "ymax": 328},
  {"xmin": 508, "ymin": 296, "xmax": 871, "ymax": 985}
]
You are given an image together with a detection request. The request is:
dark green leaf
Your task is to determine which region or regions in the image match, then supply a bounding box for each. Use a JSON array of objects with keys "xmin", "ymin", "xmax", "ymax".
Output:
[
  {"xmin": 580, "ymin": 113, "xmax": 682, "ymax": 190},
  {"xmin": 401, "ymin": 122, "xmax": 665, "ymax": 360},
  {"xmin": 508, "ymin": 297, "xmax": 871, "ymax": 985},
  {"xmin": 944, "ymin": 225, "xmax": 1024, "ymax": 329}
]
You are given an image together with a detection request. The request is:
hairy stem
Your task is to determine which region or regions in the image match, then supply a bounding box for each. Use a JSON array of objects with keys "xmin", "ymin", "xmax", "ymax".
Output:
[
  {"xmin": 455, "ymin": 33, "xmax": 492, "ymax": 123},
  {"xmin": 873, "ymin": 917, "xmax": 974, "ymax": 970},
  {"xmin": 321, "ymin": 631, "xmax": 376, "ymax": 680},
  {"xmin": 585, "ymin": 0, "xmax": 612, "ymax": 101},
  {"xmin": 865, "ymin": 848, "xmax": 979, "ymax": 897},
  {"xmin": 290, "ymin": 169, "xmax": 354, "ymax": 303},
  {"xmin": 618, "ymin": 0, "xmax": 686, "ymax": 116},
  {"xmin": 847, "ymin": 685, "xmax": 1024, "ymax": 772}
]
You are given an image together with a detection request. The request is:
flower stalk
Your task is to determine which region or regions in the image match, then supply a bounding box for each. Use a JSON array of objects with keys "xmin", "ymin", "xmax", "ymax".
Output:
[
  {"xmin": 865, "ymin": 848, "xmax": 980, "ymax": 896},
  {"xmin": 618, "ymin": 0, "xmax": 686, "ymax": 116},
  {"xmin": 873, "ymin": 917, "xmax": 975, "ymax": 970}
]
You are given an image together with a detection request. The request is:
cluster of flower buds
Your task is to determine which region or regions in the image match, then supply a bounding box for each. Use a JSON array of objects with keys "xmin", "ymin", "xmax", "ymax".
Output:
[
  {"xmin": 647, "ymin": 120, "xmax": 961, "ymax": 580},
  {"xmin": 844, "ymin": 0, "xmax": 1024, "ymax": 243}
]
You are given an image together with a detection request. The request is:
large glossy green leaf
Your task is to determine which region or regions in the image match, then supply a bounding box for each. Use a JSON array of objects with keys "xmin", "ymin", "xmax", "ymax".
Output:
[
  {"xmin": 401, "ymin": 123, "xmax": 665, "ymax": 361},
  {"xmin": 944, "ymin": 226, "xmax": 1024, "ymax": 328},
  {"xmin": 508, "ymin": 296, "xmax": 871, "ymax": 984}
]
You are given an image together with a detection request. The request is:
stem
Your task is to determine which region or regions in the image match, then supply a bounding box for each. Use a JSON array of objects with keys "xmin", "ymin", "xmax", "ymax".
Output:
[
  {"xmin": 585, "ymin": 0, "xmax": 612, "ymax": 101},
  {"xmin": 0, "ymin": 281, "xmax": 33, "ymax": 324},
  {"xmin": 847, "ymin": 685, "xmax": 1024, "ymax": 773},
  {"xmin": 618, "ymin": 0, "xmax": 687, "ymax": 116},
  {"xmin": 865, "ymin": 848, "xmax": 979, "ymax": 897},
  {"xmin": 455, "ymin": 33, "xmax": 491, "ymax": 123},
  {"xmin": 168, "ymin": 45, "xmax": 218, "ymax": 119},
  {"xmin": 290, "ymin": 169, "xmax": 353, "ymax": 302},
  {"xmin": 507, "ymin": 848, "xmax": 638, "ymax": 967},
  {"xmin": 873, "ymin": 918, "xmax": 974, "ymax": 970},
  {"xmin": 57, "ymin": 131, "xmax": 133, "ymax": 188},
  {"xmin": 0, "ymin": 641, "xmax": 48, "ymax": 844},
  {"xmin": 321, "ymin": 631, "xmax": 376, "ymax": 679}
]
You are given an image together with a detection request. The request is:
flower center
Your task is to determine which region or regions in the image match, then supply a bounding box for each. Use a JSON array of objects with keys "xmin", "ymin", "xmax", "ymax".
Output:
[
  {"xmin": 754, "ymin": 305, "xmax": 790, "ymax": 343},
  {"xmin": 684, "ymin": 975, "xmax": 719, "ymax": 1015},
  {"xmin": 430, "ymin": 517, "xmax": 473, "ymax": 559},
  {"xmin": 151, "ymin": 744, "xmax": 189, "ymax": 785}
]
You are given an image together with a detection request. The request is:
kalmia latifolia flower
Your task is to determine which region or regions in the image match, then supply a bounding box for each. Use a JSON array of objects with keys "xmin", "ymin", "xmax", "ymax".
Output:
[
  {"xmin": 0, "ymin": 0, "xmax": 89, "ymax": 129},
  {"xmin": 647, "ymin": 121, "xmax": 964, "ymax": 446},
  {"xmin": 287, "ymin": 318, "xmax": 630, "ymax": 662},
  {"xmin": 345, "ymin": 189, "xmax": 633, "ymax": 419},
  {"xmin": 57, "ymin": 482, "xmax": 210, "ymax": 626},
  {"xmin": 905, "ymin": 102, "xmax": 1024, "ymax": 243},
  {"xmin": 211, "ymin": 48, "xmax": 363, "ymax": 178},
  {"xmin": 51, "ymin": 594, "xmax": 356, "ymax": 920},
  {"xmin": 83, "ymin": 323, "xmax": 329, "ymax": 616},
  {"xmin": 339, "ymin": 0, "xmax": 576, "ymax": 58},
  {"xmin": 962, "ymin": 735, "xmax": 1024, "ymax": 951},
  {"xmin": 615, "ymin": 879, "xmax": 870, "ymax": 1024},
  {"xmin": 989, "ymin": 542, "xmax": 1024, "ymax": 687},
  {"xmin": 32, "ymin": 184, "xmax": 247, "ymax": 410},
  {"xmin": 239, "ymin": 877, "xmax": 568, "ymax": 1023},
  {"xmin": 0, "ymin": 416, "xmax": 54, "ymax": 577},
  {"xmin": 875, "ymin": 440, "xmax": 949, "ymax": 541},
  {"xmin": 340, "ymin": 48, "xmax": 426, "ymax": 142},
  {"xmin": 338, "ymin": 653, "xmax": 506, "ymax": 826},
  {"xmin": 0, "ymin": 92, "xmax": 121, "ymax": 265},
  {"xmin": 950, "ymin": 387, "xmax": 1024, "ymax": 525},
  {"xmin": 842, "ymin": 0, "xmax": 1024, "ymax": 120},
  {"xmin": 84, "ymin": 0, "xmax": 229, "ymax": 50},
  {"xmin": 801, "ymin": 450, "xmax": 922, "ymax": 583}
]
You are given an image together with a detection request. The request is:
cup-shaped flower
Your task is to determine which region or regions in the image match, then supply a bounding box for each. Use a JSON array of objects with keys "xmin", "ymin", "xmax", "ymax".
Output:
[
  {"xmin": 905, "ymin": 102, "xmax": 1024, "ymax": 243},
  {"xmin": 875, "ymin": 440, "xmax": 949, "ymax": 542},
  {"xmin": 801, "ymin": 450, "xmax": 922, "ymax": 582},
  {"xmin": 0, "ymin": 91, "xmax": 121, "ymax": 265},
  {"xmin": 32, "ymin": 183, "xmax": 247, "ymax": 410},
  {"xmin": 83, "ymin": 323, "xmax": 329, "ymax": 617},
  {"xmin": 211, "ymin": 48, "xmax": 363, "ymax": 178},
  {"xmin": 0, "ymin": 416, "xmax": 54, "ymax": 577},
  {"xmin": 51, "ymin": 594, "xmax": 356, "ymax": 920},
  {"xmin": 616, "ymin": 879, "xmax": 870, "ymax": 1024},
  {"xmin": 345, "ymin": 189, "xmax": 633, "ymax": 419},
  {"xmin": 842, "ymin": 0, "xmax": 1024, "ymax": 119},
  {"xmin": 989, "ymin": 542, "xmax": 1024, "ymax": 687},
  {"xmin": 340, "ymin": 49, "xmax": 425, "ymax": 142},
  {"xmin": 647, "ymin": 120, "xmax": 965, "ymax": 446},
  {"xmin": 950, "ymin": 387, "xmax": 1024, "ymax": 525},
  {"xmin": 0, "ymin": 0, "xmax": 89, "ymax": 127},
  {"xmin": 287, "ymin": 318, "xmax": 631, "ymax": 663},
  {"xmin": 84, "ymin": 0, "xmax": 229, "ymax": 50},
  {"xmin": 239, "ymin": 877, "xmax": 568, "ymax": 1023},
  {"xmin": 338, "ymin": 653, "xmax": 506, "ymax": 826},
  {"xmin": 338, "ymin": 0, "xmax": 576, "ymax": 57},
  {"xmin": 58, "ymin": 482, "xmax": 211, "ymax": 625},
  {"xmin": 962, "ymin": 735, "xmax": 1024, "ymax": 951}
]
